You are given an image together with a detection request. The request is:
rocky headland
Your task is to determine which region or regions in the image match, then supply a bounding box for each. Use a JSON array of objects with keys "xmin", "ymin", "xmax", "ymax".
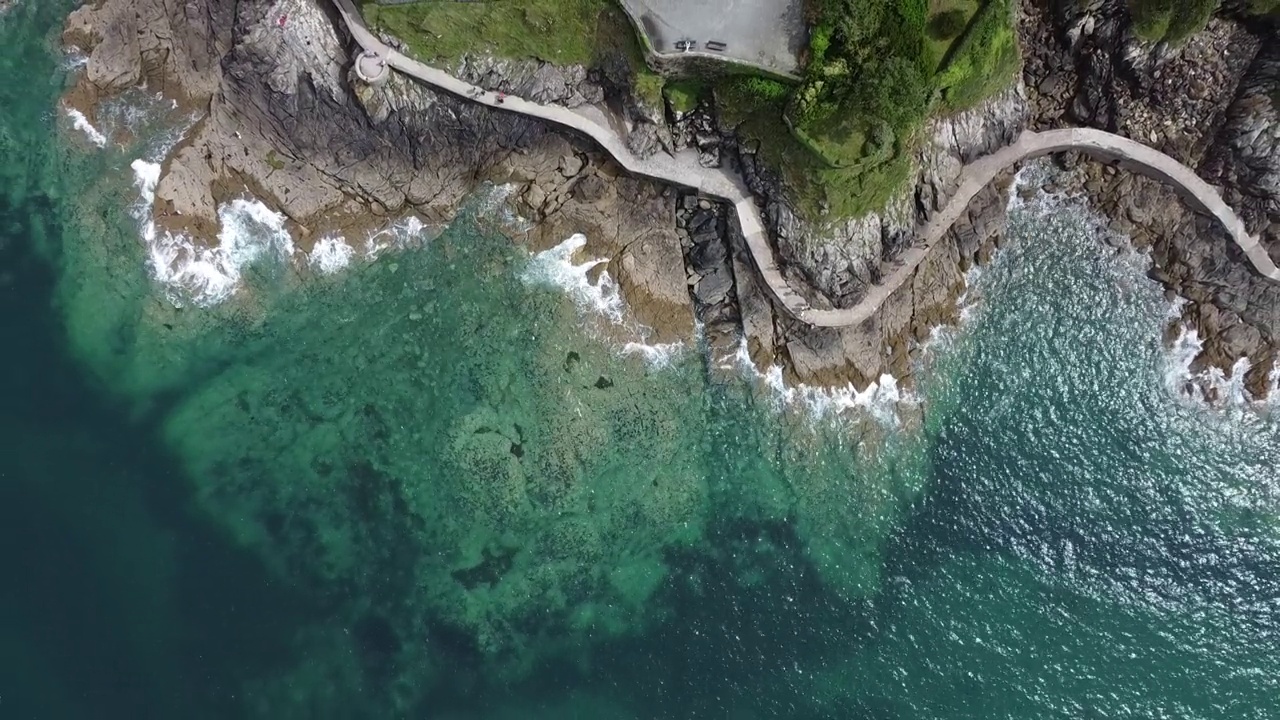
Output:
[
  {"xmin": 1023, "ymin": 1, "xmax": 1280, "ymax": 396},
  {"xmin": 59, "ymin": 0, "xmax": 1280, "ymax": 395}
]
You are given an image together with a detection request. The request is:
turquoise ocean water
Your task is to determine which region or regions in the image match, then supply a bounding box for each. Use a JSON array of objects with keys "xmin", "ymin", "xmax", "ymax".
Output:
[{"xmin": 3, "ymin": 3, "xmax": 1279, "ymax": 718}]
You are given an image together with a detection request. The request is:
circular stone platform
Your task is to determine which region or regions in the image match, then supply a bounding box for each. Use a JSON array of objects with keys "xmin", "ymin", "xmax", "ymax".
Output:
[{"xmin": 354, "ymin": 50, "xmax": 389, "ymax": 84}]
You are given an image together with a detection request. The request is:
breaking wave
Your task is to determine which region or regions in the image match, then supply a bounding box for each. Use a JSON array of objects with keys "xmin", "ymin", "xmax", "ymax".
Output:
[
  {"xmin": 522, "ymin": 233, "xmax": 685, "ymax": 368},
  {"xmin": 65, "ymin": 108, "xmax": 107, "ymax": 148},
  {"xmin": 726, "ymin": 339, "xmax": 916, "ymax": 426},
  {"xmin": 309, "ymin": 235, "xmax": 355, "ymax": 275},
  {"xmin": 521, "ymin": 233, "xmax": 625, "ymax": 322},
  {"xmin": 364, "ymin": 215, "xmax": 429, "ymax": 260},
  {"xmin": 132, "ymin": 160, "xmax": 296, "ymax": 307}
]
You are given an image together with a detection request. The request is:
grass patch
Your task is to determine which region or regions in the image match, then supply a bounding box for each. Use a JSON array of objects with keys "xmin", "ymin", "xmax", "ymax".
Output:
[
  {"xmin": 363, "ymin": 0, "xmax": 614, "ymax": 64},
  {"xmin": 925, "ymin": 0, "xmax": 979, "ymax": 70},
  {"xmin": 663, "ymin": 79, "xmax": 704, "ymax": 114},
  {"xmin": 362, "ymin": 0, "xmax": 1017, "ymax": 225},
  {"xmin": 716, "ymin": 77, "xmax": 913, "ymax": 219},
  {"xmin": 1127, "ymin": 0, "xmax": 1219, "ymax": 45},
  {"xmin": 633, "ymin": 68, "xmax": 665, "ymax": 112},
  {"xmin": 936, "ymin": 0, "xmax": 1019, "ymax": 110},
  {"xmin": 760, "ymin": 0, "xmax": 1018, "ymax": 222},
  {"xmin": 362, "ymin": 0, "xmax": 664, "ymax": 118},
  {"xmin": 1247, "ymin": 0, "xmax": 1280, "ymax": 16}
]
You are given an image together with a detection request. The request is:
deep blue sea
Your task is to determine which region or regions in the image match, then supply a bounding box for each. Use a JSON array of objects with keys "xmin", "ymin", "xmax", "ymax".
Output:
[{"xmin": 3, "ymin": 2, "xmax": 1280, "ymax": 718}]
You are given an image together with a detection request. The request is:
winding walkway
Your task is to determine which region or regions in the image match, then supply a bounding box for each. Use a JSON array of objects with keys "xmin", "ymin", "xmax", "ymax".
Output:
[{"xmin": 331, "ymin": 0, "xmax": 1279, "ymax": 329}]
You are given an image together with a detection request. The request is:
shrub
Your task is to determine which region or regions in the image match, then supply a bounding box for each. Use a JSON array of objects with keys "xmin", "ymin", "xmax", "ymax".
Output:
[
  {"xmin": 809, "ymin": 23, "xmax": 833, "ymax": 64},
  {"xmin": 928, "ymin": 9, "xmax": 970, "ymax": 40},
  {"xmin": 1246, "ymin": 0, "xmax": 1279, "ymax": 16},
  {"xmin": 1128, "ymin": 0, "xmax": 1220, "ymax": 45},
  {"xmin": 663, "ymin": 80, "xmax": 703, "ymax": 114}
]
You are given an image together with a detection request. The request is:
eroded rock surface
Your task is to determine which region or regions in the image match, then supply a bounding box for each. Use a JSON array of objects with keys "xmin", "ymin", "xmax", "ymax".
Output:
[
  {"xmin": 1023, "ymin": 0, "xmax": 1280, "ymax": 392},
  {"xmin": 64, "ymin": 0, "xmax": 691, "ymax": 339},
  {"xmin": 62, "ymin": 0, "xmax": 1280, "ymax": 394}
]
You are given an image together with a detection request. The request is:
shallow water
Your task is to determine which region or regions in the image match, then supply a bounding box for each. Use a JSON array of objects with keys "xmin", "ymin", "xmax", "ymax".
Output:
[{"xmin": 4, "ymin": 3, "xmax": 1280, "ymax": 718}]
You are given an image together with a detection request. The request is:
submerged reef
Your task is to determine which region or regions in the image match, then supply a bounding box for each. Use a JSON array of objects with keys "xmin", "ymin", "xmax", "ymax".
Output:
[{"xmin": 69, "ymin": 208, "xmax": 926, "ymax": 710}]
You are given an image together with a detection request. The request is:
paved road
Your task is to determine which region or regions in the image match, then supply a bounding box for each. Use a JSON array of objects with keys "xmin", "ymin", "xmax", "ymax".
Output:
[
  {"xmin": 332, "ymin": 0, "xmax": 1278, "ymax": 329},
  {"xmin": 617, "ymin": 0, "xmax": 805, "ymax": 76}
]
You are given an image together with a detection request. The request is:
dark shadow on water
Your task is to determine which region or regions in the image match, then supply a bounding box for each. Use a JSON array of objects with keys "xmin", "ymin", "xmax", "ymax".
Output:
[
  {"xmin": 0, "ymin": 198, "xmax": 318, "ymax": 719},
  {"xmin": 454, "ymin": 516, "xmax": 884, "ymax": 719}
]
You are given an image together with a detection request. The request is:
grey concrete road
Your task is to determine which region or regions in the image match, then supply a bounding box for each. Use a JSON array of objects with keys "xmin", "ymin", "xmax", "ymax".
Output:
[{"xmin": 619, "ymin": 0, "xmax": 806, "ymax": 75}]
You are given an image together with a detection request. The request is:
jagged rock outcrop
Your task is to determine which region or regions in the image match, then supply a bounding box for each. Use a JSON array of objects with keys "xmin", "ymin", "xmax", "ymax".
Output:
[
  {"xmin": 712, "ymin": 85, "xmax": 1027, "ymax": 386},
  {"xmin": 63, "ymin": 0, "xmax": 691, "ymax": 338},
  {"xmin": 62, "ymin": 0, "xmax": 1280, "ymax": 392},
  {"xmin": 729, "ymin": 86, "xmax": 1027, "ymax": 309},
  {"xmin": 1209, "ymin": 41, "xmax": 1280, "ymax": 228},
  {"xmin": 1023, "ymin": 0, "xmax": 1280, "ymax": 393},
  {"xmin": 452, "ymin": 54, "xmax": 604, "ymax": 107}
]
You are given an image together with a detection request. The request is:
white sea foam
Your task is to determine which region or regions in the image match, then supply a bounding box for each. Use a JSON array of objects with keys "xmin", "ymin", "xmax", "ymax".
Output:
[
  {"xmin": 621, "ymin": 340, "xmax": 686, "ymax": 368},
  {"xmin": 1161, "ymin": 327, "xmax": 1268, "ymax": 407},
  {"xmin": 131, "ymin": 159, "xmax": 297, "ymax": 306},
  {"xmin": 62, "ymin": 52, "xmax": 89, "ymax": 71},
  {"xmin": 130, "ymin": 159, "xmax": 163, "ymax": 240},
  {"xmin": 365, "ymin": 215, "xmax": 428, "ymax": 259},
  {"xmin": 66, "ymin": 108, "xmax": 108, "ymax": 148},
  {"xmin": 309, "ymin": 235, "xmax": 355, "ymax": 275},
  {"xmin": 728, "ymin": 339, "xmax": 917, "ymax": 426},
  {"xmin": 522, "ymin": 234, "xmax": 690, "ymax": 368},
  {"xmin": 522, "ymin": 233, "xmax": 626, "ymax": 323},
  {"xmin": 476, "ymin": 182, "xmax": 532, "ymax": 232},
  {"xmin": 147, "ymin": 198, "xmax": 297, "ymax": 307}
]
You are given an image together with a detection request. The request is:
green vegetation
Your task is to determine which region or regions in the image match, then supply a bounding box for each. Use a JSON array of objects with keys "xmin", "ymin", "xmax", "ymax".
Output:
[
  {"xmin": 925, "ymin": 0, "xmax": 980, "ymax": 68},
  {"xmin": 363, "ymin": 0, "xmax": 1020, "ymax": 223},
  {"xmin": 633, "ymin": 68, "xmax": 665, "ymax": 113},
  {"xmin": 1247, "ymin": 0, "xmax": 1280, "ymax": 16},
  {"xmin": 362, "ymin": 0, "xmax": 663, "ymax": 118},
  {"xmin": 663, "ymin": 79, "xmax": 704, "ymax": 114},
  {"xmin": 721, "ymin": 0, "xmax": 1018, "ymax": 219},
  {"xmin": 928, "ymin": 8, "xmax": 970, "ymax": 39},
  {"xmin": 363, "ymin": 0, "xmax": 617, "ymax": 65},
  {"xmin": 1127, "ymin": 0, "xmax": 1219, "ymax": 45},
  {"xmin": 936, "ymin": 0, "xmax": 1020, "ymax": 110},
  {"xmin": 715, "ymin": 76, "xmax": 911, "ymax": 219}
]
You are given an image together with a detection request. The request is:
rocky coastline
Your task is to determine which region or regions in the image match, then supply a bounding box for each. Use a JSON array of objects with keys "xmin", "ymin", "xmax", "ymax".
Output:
[
  {"xmin": 59, "ymin": 0, "xmax": 1280, "ymax": 396},
  {"xmin": 1022, "ymin": 0, "xmax": 1280, "ymax": 397}
]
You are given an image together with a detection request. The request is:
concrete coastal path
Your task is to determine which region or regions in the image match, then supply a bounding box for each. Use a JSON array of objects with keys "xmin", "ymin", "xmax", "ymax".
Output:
[
  {"xmin": 829, "ymin": 128, "xmax": 1280, "ymax": 328},
  {"xmin": 331, "ymin": 0, "xmax": 1279, "ymax": 329}
]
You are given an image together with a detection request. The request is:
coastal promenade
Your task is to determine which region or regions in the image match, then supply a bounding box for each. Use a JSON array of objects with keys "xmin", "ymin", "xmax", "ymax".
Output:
[{"xmin": 331, "ymin": 0, "xmax": 1279, "ymax": 329}]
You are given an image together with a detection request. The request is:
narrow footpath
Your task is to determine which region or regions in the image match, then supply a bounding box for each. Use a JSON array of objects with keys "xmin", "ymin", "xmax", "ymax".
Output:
[{"xmin": 331, "ymin": 0, "xmax": 1280, "ymax": 329}]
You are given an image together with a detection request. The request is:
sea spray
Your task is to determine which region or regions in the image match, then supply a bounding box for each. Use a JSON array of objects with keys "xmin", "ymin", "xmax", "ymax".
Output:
[
  {"xmin": 65, "ymin": 107, "xmax": 107, "ymax": 148},
  {"xmin": 521, "ymin": 233, "xmax": 625, "ymax": 323},
  {"xmin": 522, "ymin": 233, "xmax": 686, "ymax": 368},
  {"xmin": 1161, "ymin": 326, "xmax": 1274, "ymax": 407},
  {"xmin": 475, "ymin": 181, "xmax": 532, "ymax": 233},
  {"xmin": 131, "ymin": 160, "xmax": 297, "ymax": 308},
  {"xmin": 621, "ymin": 340, "xmax": 686, "ymax": 368},
  {"xmin": 308, "ymin": 235, "xmax": 355, "ymax": 275},
  {"xmin": 728, "ymin": 339, "xmax": 917, "ymax": 426},
  {"xmin": 148, "ymin": 198, "xmax": 297, "ymax": 307},
  {"xmin": 364, "ymin": 215, "xmax": 428, "ymax": 259}
]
